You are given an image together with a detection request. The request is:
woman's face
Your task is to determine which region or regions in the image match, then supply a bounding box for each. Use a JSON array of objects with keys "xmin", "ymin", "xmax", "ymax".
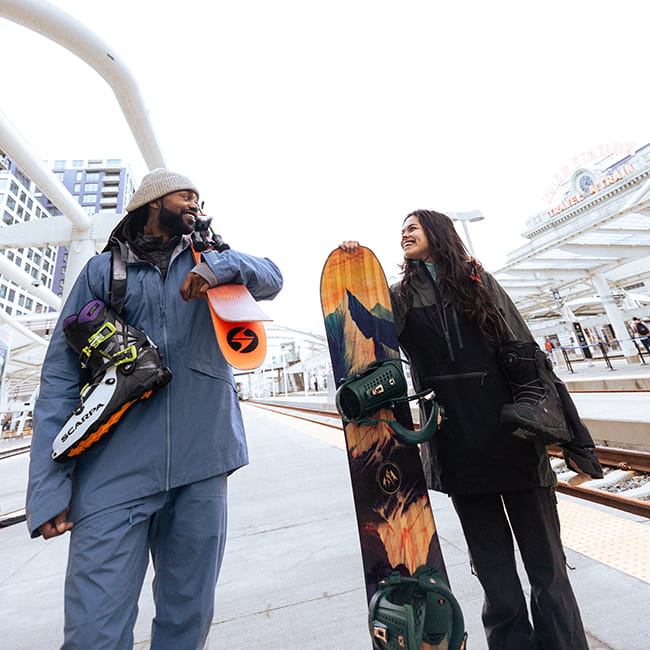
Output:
[{"xmin": 401, "ymin": 215, "xmax": 434, "ymax": 262}]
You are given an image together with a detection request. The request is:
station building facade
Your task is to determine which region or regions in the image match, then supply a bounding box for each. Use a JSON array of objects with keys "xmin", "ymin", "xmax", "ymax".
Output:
[{"xmin": 497, "ymin": 142, "xmax": 650, "ymax": 362}]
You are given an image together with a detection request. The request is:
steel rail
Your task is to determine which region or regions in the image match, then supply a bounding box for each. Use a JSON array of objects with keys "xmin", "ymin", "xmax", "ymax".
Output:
[
  {"xmin": 553, "ymin": 483, "xmax": 650, "ymax": 519},
  {"xmin": 0, "ymin": 507, "xmax": 25, "ymax": 528},
  {"xmin": 0, "ymin": 444, "xmax": 30, "ymax": 460},
  {"xmin": 247, "ymin": 403, "xmax": 343, "ymax": 430},
  {"xmin": 548, "ymin": 445, "xmax": 650, "ymax": 474},
  {"xmin": 568, "ymin": 388, "xmax": 650, "ymax": 393}
]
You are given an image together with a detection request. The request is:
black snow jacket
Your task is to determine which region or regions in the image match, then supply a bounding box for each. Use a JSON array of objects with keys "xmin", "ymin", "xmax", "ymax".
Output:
[{"xmin": 389, "ymin": 261, "xmax": 556, "ymax": 495}]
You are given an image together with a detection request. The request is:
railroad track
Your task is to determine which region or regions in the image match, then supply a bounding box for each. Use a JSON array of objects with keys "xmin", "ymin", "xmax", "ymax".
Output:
[
  {"xmin": 247, "ymin": 400, "xmax": 650, "ymax": 518},
  {"xmin": 0, "ymin": 444, "xmax": 30, "ymax": 460}
]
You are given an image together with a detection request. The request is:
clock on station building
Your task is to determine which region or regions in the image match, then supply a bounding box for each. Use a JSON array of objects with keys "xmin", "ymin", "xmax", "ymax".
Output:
[{"xmin": 572, "ymin": 168, "xmax": 597, "ymax": 195}]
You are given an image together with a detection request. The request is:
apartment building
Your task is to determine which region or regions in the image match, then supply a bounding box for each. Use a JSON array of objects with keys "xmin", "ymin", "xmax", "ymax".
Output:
[
  {"xmin": 38, "ymin": 158, "xmax": 135, "ymax": 295},
  {"xmin": 0, "ymin": 151, "xmax": 58, "ymax": 316}
]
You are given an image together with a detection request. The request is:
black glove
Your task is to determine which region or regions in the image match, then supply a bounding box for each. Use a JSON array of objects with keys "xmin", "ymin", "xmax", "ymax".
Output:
[
  {"xmin": 192, "ymin": 216, "xmax": 230, "ymax": 253},
  {"xmin": 562, "ymin": 445, "xmax": 603, "ymax": 479}
]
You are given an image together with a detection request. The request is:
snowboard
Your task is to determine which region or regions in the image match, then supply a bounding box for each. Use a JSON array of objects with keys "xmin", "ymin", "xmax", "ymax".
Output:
[
  {"xmin": 191, "ymin": 249, "xmax": 271, "ymax": 370},
  {"xmin": 320, "ymin": 246, "xmax": 457, "ymax": 650}
]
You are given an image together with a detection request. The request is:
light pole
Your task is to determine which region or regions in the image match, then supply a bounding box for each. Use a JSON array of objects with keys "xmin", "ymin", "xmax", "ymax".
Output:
[{"xmin": 446, "ymin": 210, "xmax": 485, "ymax": 257}]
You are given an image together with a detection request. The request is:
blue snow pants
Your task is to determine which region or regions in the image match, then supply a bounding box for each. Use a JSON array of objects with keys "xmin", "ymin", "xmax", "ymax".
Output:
[{"xmin": 62, "ymin": 474, "xmax": 228, "ymax": 650}]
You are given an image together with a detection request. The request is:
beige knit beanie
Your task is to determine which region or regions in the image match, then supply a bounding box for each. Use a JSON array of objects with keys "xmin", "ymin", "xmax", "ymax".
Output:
[{"xmin": 126, "ymin": 168, "xmax": 199, "ymax": 212}]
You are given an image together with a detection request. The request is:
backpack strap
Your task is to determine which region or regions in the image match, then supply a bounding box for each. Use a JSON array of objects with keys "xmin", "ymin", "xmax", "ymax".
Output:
[{"xmin": 110, "ymin": 246, "xmax": 128, "ymax": 315}]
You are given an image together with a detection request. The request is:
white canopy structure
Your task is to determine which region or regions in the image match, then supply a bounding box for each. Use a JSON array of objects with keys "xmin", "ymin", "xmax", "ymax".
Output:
[{"xmin": 0, "ymin": 0, "xmax": 165, "ymax": 410}]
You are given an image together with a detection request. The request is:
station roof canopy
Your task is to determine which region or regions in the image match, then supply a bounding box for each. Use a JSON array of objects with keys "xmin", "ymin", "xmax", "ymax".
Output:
[{"xmin": 494, "ymin": 145, "xmax": 650, "ymax": 323}]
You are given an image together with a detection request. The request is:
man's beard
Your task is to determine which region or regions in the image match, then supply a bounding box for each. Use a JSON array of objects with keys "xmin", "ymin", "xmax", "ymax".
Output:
[{"xmin": 159, "ymin": 205, "xmax": 195, "ymax": 235}]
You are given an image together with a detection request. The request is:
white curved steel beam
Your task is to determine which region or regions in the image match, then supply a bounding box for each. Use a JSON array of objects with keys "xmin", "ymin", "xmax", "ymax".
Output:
[
  {"xmin": 0, "ymin": 109, "xmax": 91, "ymax": 230},
  {"xmin": 0, "ymin": 306, "xmax": 49, "ymax": 347},
  {"xmin": 0, "ymin": 211, "xmax": 121, "ymax": 250},
  {"xmin": 0, "ymin": 0, "xmax": 165, "ymax": 170}
]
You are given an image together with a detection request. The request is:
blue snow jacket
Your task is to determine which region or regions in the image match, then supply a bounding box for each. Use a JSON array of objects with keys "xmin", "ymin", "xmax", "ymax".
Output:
[{"xmin": 26, "ymin": 237, "xmax": 282, "ymax": 537}]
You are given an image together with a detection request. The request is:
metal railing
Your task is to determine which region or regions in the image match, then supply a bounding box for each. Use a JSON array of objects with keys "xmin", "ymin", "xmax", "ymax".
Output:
[{"xmin": 560, "ymin": 337, "xmax": 648, "ymax": 373}]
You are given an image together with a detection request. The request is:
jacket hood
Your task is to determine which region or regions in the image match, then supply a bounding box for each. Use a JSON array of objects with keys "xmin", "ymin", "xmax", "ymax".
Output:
[{"xmin": 102, "ymin": 207, "xmax": 149, "ymax": 252}]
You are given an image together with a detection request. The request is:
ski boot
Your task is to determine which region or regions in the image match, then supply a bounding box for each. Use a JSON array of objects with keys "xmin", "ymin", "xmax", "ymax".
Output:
[
  {"xmin": 498, "ymin": 340, "xmax": 571, "ymax": 445},
  {"xmin": 52, "ymin": 300, "xmax": 172, "ymax": 462}
]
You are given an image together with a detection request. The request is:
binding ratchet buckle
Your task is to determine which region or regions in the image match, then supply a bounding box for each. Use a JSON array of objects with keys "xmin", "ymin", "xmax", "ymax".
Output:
[{"xmin": 335, "ymin": 359, "xmax": 444, "ymax": 445}]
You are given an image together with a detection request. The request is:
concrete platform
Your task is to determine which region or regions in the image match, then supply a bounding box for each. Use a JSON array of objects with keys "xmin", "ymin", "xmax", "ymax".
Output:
[
  {"xmin": 556, "ymin": 355, "xmax": 650, "ymax": 392},
  {"xmin": 2, "ymin": 404, "xmax": 649, "ymax": 649}
]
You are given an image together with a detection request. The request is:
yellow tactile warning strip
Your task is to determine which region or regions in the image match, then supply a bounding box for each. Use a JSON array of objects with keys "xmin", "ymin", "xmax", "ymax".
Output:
[{"xmin": 557, "ymin": 498, "xmax": 650, "ymax": 583}]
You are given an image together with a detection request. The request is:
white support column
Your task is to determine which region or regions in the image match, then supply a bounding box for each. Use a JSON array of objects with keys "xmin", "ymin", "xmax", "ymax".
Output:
[
  {"xmin": 554, "ymin": 305, "xmax": 576, "ymax": 369},
  {"xmin": 559, "ymin": 304, "xmax": 578, "ymax": 347},
  {"xmin": 62, "ymin": 238, "xmax": 96, "ymax": 301},
  {"xmin": 327, "ymin": 370, "xmax": 336, "ymax": 399},
  {"xmin": 591, "ymin": 273, "xmax": 639, "ymax": 363},
  {"xmin": 559, "ymin": 304, "xmax": 576, "ymax": 323}
]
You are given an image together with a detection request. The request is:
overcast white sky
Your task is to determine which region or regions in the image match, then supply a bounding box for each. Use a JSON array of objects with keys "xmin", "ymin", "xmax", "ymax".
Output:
[{"xmin": 1, "ymin": 0, "xmax": 648, "ymax": 333}]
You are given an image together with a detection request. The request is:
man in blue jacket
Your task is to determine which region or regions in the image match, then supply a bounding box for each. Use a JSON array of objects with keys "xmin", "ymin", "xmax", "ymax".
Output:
[{"xmin": 27, "ymin": 168, "xmax": 283, "ymax": 649}]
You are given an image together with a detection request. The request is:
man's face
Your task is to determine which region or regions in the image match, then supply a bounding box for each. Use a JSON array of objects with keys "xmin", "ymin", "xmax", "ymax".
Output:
[{"xmin": 158, "ymin": 190, "xmax": 200, "ymax": 235}]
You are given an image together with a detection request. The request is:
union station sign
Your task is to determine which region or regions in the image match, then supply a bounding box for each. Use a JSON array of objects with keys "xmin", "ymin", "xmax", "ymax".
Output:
[{"xmin": 546, "ymin": 162, "xmax": 636, "ymax": 219}]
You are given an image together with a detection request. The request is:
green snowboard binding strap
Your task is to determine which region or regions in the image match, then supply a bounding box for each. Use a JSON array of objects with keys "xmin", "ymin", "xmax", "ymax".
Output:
[
  {"xmin": 335, "ymin": 359, "xmax": 444, "ymax": 444},
  {"xmin": 369, "ymin": 565, "xmax": 466, "ymax": 650}
]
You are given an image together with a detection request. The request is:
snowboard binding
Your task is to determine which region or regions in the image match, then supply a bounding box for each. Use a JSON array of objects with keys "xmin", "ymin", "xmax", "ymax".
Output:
[
  {"xmin": 498, "ymin": 340, "xmax": 571, "ymax": 445},
  {"xmin": 51, "ymin": 300, "xmax": 172, "ymax": 462},
  {"xmin": 369, "ymin": 565, "xmax": 466, "ymax": 650},
  {"xmin": 335, "ymin": 359, "xmax": 444, "ymax": 445}
]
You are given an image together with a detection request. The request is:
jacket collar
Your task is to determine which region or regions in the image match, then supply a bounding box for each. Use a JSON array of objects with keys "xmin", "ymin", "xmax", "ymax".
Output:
[{"xmin": 110, "ymin": 234, "xmax": 191, "ymax": 265}]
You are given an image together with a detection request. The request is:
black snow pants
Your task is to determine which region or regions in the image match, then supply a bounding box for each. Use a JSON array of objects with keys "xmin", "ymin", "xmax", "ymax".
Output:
[{"xmin": 451, "ymin": 487, "xmax": 589, "ymax": 650}]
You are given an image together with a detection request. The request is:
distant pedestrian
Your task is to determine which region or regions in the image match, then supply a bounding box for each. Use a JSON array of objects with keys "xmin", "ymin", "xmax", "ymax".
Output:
[{"xmin": 632, "ymin": 317, "xmax": 650, "ymax": 354}]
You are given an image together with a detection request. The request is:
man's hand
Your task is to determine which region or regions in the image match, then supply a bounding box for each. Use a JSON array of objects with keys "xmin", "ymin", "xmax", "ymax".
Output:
[
  {"xmin": 180, "ymin": 272, "xmax": 210, "ymax": 302},
  {"xmin": 39, "ymin": 507, "xmax": 73, "ymax": 539}
]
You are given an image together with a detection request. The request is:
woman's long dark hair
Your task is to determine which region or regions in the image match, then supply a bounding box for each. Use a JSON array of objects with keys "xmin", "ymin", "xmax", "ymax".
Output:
[{"xmin": 398, "ymin": 209, "xmax": 506, "ymax": 342}]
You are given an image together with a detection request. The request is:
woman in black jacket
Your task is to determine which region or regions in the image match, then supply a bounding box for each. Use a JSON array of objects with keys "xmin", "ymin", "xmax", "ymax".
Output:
[{"xmin": 340, "ymin": 209, "xmax": 600, "ymax": 650}]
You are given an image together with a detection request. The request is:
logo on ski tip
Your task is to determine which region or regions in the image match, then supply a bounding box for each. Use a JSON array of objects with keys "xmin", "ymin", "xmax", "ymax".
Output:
[
  {"xmin": 226, "ymin": 327, "xmax": 259, "ymax": 353},
  {"xmin": 377, "ymin": 462, "xmax": 402, "ymax": 495}
]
